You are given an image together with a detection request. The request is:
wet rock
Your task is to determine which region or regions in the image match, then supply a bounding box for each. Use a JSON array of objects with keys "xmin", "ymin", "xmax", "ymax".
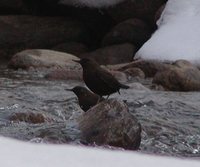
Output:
[
  {"xmin": 52, "ymin": 42, "xmax": 89, "ymax": 56},
  {"xmin": 0, "ymin": 15, "xmax": 87, "ymax": 59},
  {"xmin": 118, "ymin": 60, "xmax": 170, "ymax": 77},
  {"xmin": 124, "ymin": 67, "xmax": 145, "ymax": 79},
  {"xmin": 0, "ymin": 0, "xmax": 28, "ymax": 14},
  {"xmin": 78, "ymin": 99, "xmax": 141, "ymax": 150},
  {"xmin": 45, "ymin": 69, "xmax": 82, "ymax": 81},
  {"xmin": 128, "ymin": 82, "xmax": 150, "ymax": 91},
  {"xmin": 153, "ymin": 60, "xmax": 200, "ymax": 91},
  {"xmin": 8, "ymin": 49, "xmax": 80, "ymax": 70},
  {"xmin": 107, "ymin": 0, "xmax": 167, "ymax": 25},
  {"xmin": 102, "ymin": 18, "xmax": 151, "ymax": 48},
  {"xmin": 80, "ymin": 43, "xmax": 135, "ymax": 65},
  {"xmin": 9, "ymin": 112, "xmax": 46, "ymax": 124}
]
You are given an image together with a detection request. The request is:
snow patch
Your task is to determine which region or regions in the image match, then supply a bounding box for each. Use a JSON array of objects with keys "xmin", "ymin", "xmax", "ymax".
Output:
[
  {"xmin": 135, "ymin": 0, "xmax": 200, "ymax": 66},
  {"xmin": 0, "ymin": 136, "xmax": 199, "ymax": 167}
]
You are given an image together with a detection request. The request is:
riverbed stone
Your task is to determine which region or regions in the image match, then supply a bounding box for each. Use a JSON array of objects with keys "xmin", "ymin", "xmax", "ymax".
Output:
[
  {"xmin": 78, "ymin": 99, "xmax": 141, "ymax": 150},
  {"xmin": 124, "ymin": 67, "xmax": 145, "ymax": 79},
  {"xmin": 153, "ymin": 60, "xmax": 200, "ymax": 91},
  {"xmin": 0, "ymin": 15, "xmax": 87, "ymax": 59},
  {"xmin": 80, "ymin": 43, "xmax": 135, "ymax": 65},
  {"xmin": 102, "ymin": 18, "xmax": 151, "ymax": 48},
  {"xmin": 45, "ymin": 69, "xmax": 82, "ymax": 81},
  {"xmin": 9, "ymin": 112, "xmax": 47, "ymax": 124},
  {"xmin": 118, "ymin": 60, "xmax": 170, "ymax": 77},
  {"xmin": 8, "ymin": 49, "xmax": 80, "ymax": 70}
]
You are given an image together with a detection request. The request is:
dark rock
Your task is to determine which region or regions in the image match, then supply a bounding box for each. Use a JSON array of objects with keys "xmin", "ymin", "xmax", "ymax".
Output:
[
  {"xmin": 52, "ymin": 42, "xmax": 88, "ymax": 56},
  {"xmin": 78, "ymin": 99, "xmax": 141, "ymax": 150},
  {"xmin": 80, "ymin": 43, "xmax": 135, "ymax": 65},
  {"xmin": 0, "ymin": 0, "xmax": 28, "ymax": 14},
  {"xmin": 9, "ymin": 112, "xmax": 47, "ymax": 124},
  {"xmin": 22, "ymin": 0, "xmax": 59, "ymax": 15},
  {"xmin": 154, "ymin": 3, "xmax": 166, "ymax": 23},
  {"xmin": 153, "ymin": 60, "xmax": 200, "ymax": 91},
  {"xmin": 107, "ymin": 0, "xmax": 167, "ymax": 25},
  {"xmin": 0, "ymin": 15, "xmax": 88, "ymax": 59},
  {"xmin": 8, "ymin": 49, "xmax": 80, "ymax": 70},
  {"xmin": 124, "ymin": 67, "xmax": 145, "ymax": 79},
  {"xmin": 102, "ymin": 18, "xmax": 151, "ymax": 48}
]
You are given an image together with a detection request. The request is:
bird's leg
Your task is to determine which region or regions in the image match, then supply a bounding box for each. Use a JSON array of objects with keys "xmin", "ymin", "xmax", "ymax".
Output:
[
  {"xmin": 106, "ymin": 95, "xmax": 110, "ymax": 100},
  {"xmin": 118, "ymin": 90, "xmax": 120, "ymax": 94}
]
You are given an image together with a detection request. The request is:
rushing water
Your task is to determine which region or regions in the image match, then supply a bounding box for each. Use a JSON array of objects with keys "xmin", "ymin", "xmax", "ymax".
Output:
[{"xmin": 0, "ymin": 63, "xmax": 200, "ymax": 158}]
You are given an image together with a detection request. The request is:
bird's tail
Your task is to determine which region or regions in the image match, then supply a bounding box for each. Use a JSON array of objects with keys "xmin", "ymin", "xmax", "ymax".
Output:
[{"xmin": 120, "ymin": 83, "xmax": 129, "ymax": 89}]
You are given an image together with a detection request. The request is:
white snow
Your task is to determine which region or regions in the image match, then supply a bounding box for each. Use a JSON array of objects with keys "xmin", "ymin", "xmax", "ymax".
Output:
[
  {"xmin": 59, "ymin": 0, "xmax": 124, "ymax": 8},
  {"xmin": 135, "ymin": 0, "xmax": 200, "ymax": 66},
  {"xmin": 0, "ymin": 136, "xmax": 199, "ymax": 167}
]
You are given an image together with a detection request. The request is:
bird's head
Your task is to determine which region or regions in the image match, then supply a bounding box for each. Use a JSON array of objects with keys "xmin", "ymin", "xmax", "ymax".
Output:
[
  {"xmin": 73, "ymin": 58, "xmax": 98, "ymax": 68},
  {"xmin": 66, "ymin": 86, "xmax": 88, "ymax": 96}
]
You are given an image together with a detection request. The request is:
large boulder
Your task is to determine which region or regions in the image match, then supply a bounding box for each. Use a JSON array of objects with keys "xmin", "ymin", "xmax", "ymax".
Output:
[
  {"xmin": 0, "ymin": 0, "xmax": 28, "ymax": 14},
  {"xmin": 0, "ymin": 15, "xmax": 87, "ymax": 59},
  {"xmin": 80, "ymin": 43, "xmax": 135, "ymax": 65},
  {"xmin": 102, "ymin": 18, "xmax": 151, "ymax": 48},
  {"xmin": 107, "ymin": 0, "xmax": 167, "ymax": 25},
  {"xmin": 8, "ymin": 49, "xmax": 80, "ymax": 70},
  {"xmin": 78, "ymin": 99, "xmax": 141, "ymax": 150},
  {"xmin": 153, "ymin": 60, "xmax": 200, "ymax": 91}
]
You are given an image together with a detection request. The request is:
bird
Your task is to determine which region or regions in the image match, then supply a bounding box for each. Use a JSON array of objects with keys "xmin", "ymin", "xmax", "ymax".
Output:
[
  {"xmin": 73, "ymin": 58, "xmax": 129, "ymax": 98},
  {"xmin": 66, "ymin": 86, "xmax": 102, "ymax": 112}
]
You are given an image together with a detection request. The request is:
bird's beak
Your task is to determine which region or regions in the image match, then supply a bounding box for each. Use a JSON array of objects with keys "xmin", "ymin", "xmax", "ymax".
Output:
[
  {"xmin": 72, "ymin": 59, "xmax": 80, "ymax": 63},
  {"xmin": 65, "ymin": 88, "xmax": 73, "ymax": 91}
]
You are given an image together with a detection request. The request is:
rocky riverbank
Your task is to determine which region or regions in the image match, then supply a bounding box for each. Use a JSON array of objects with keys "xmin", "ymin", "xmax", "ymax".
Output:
[{"xmin": 1, "ymin": 0, "xmax": 200, "ymax": 153}]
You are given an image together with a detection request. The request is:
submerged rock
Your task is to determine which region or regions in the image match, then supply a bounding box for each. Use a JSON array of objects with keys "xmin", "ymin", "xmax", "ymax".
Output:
[
  {"xmin": 78, "ymin": 99, "xmax": 141, "ymax": 150},
  {"xmin": 153, "ymin": 60, "xmax": 200, "ymax": 91},
  {"xmin": 8, "ymin": 49, "xmax": 80, "ymax": 70},
  {"xmin": 9, "ymin": 112, "xmax": 47, "ymax": 124}
]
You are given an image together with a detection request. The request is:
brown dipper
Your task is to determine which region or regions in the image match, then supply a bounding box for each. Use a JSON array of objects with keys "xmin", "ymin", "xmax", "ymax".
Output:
[
  {"xmin": 66, "ymin": 86, "xmax": 102, "ymax": 112},
  {"xmin": 73, "ymin": 58, "xmax": 129, "ymax": 98}
]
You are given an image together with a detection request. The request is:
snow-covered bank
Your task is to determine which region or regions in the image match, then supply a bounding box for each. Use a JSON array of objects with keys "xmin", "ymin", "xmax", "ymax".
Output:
[
  {"xmin": 0, "ymin": 137, "xmax": 199, "ymax": 167},
  {"xmin": 59, "ymin": 0, "xmax": 124, "ymax": 8},
  {"xmin": 135, "ymin": 0, "xmax": 200, "ymax": 65}
]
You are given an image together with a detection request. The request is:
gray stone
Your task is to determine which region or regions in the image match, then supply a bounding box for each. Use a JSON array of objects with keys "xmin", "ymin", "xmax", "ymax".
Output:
[
  {"xmin": 78, "ymin": 99, "xmax": 141, "ymax": 150},
  {"xmin": 153, "ymin": 60, "xmax": 200, "ymax": 91},
  {"xmin": 8, "ymin": 49, "xmax": 80, "ymax": 70}
]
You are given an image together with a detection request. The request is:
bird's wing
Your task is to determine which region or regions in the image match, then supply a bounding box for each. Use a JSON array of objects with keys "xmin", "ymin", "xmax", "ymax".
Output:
[{"xmin": 95, "ymin": 68, "xmax": 119, "ymax": 88}]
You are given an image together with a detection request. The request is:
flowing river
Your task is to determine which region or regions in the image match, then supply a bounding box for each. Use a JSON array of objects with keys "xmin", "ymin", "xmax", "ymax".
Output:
[{"xmin": 0, "ymin": 63, "xmax": 200, "ymax": 159}]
